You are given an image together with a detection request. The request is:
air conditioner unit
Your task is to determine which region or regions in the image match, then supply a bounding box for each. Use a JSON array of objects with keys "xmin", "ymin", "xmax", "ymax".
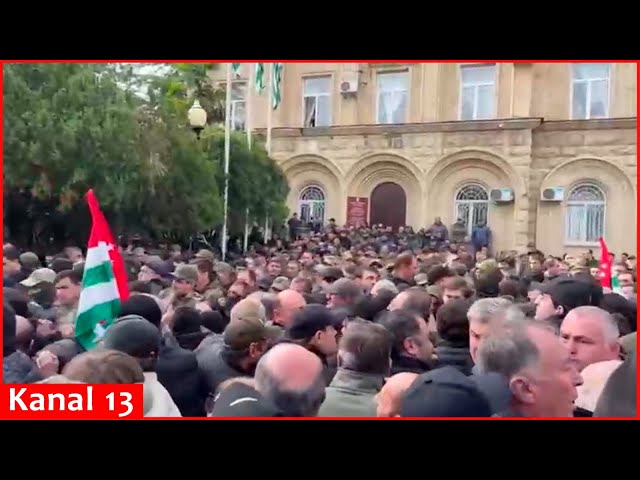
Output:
[
  {"xmin": 340, "ymin": 72, "xmax": 359, "ymax": 95},
  {"xmin": 490, "ymin": 188, "xmax": 514, "ymax": 203},
  {"xmin": 541, "ymin": 187, "xmax": 565, "ymax": 202}
]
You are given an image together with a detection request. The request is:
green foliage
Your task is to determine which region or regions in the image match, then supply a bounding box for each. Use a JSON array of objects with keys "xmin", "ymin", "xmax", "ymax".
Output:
[{"xmin": 3, "ymin": 62, "xmax": 289, "ymax": 250}]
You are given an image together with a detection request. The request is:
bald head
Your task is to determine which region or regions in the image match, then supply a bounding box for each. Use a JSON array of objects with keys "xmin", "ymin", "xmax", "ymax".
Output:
[
  {"xmin": 273, "ymin": 289, "xmax": 306, "ymax": 327},
  {"xmin": 376, "ymin": 372, "xmax": 418, "ymax": 417},
  {"xmin": 15, "ymin": 315, "xmax": 34, "ymax": 353},
  {"xmin": 254, "ymin": 343, "xmax": 325, "ymax": 416}
]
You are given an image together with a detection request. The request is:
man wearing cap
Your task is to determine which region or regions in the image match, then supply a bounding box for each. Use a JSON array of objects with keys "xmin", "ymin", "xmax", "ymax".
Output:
[
  {"xmin": 196, "ymin": 298, "xmax": 281, "ymax": 393},
  {"xmin": 534, "ymin": 276, "xmax": 602, "ymax": 326},
  {"xmin": 20, "ymin": 267, "xmax": 56, "ymax": 289},
  {"xmin": 159, "ymin": 264, "xmax": 203, "ymax": 310},
  {"xmin": 138, "ymin": 258, "xmax": 173, "ymax": 296},
  {"xmin": 101, "ymin": 315, "xmax": 182, "ymax": 417}
]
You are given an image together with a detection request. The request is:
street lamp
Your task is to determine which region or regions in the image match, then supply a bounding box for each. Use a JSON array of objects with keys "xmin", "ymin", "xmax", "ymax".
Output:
[
  {"xmin": 188, "ymin": 65, "xmax": 232, "ymax": 262},
  {"xmin": 188, "ymin": 99, "xmax": 207, "ymax": 140}
]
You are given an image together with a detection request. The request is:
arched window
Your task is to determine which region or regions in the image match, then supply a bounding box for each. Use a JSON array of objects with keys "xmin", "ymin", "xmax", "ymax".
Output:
[
  {"xmin": 565, "ymin": 183, "xmax": 605, "ymax": 244},
  {"xmin": 454, "ymin": 183, "xmax": 489, "ymax": 236},
  {"xmin": 298, "ymin": 186, "xmax": 325, "ymax": 226}
]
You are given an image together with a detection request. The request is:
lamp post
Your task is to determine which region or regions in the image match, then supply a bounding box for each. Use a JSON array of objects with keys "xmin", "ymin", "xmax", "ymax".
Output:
[
  {"xmin": 188, "ymin": 64, "xmax": 232, "ymax": 261},
  {"xmin": 188, "ymin": 99, "xmax": 207, "ymax": 139}
]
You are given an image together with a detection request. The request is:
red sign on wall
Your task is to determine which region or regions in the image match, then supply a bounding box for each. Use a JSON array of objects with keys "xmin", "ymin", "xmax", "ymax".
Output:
[{"xmin": 346, "ymin": 197, "xmax": 369, "ymax": 227}]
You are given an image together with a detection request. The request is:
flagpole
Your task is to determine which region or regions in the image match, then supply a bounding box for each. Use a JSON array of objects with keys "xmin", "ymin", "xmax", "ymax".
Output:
[
  {"xmin": 264, "ymin": 63, "xmax": 274, "ymax": 243},
  {"xmin": 243, "ymin": 63, "xmax": 254, "ymax": 253},
  {"xmin": 221, "ymin": 63, "xmax": 232, "ymax": 261}
]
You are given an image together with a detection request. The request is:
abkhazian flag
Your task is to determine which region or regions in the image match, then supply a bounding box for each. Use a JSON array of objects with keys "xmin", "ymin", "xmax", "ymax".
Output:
[
  {"xmin": 597, "ymin": 237, "xmax": 612, "ymax": 289},
  {"xmin": 232, "ymin": 63, "xmax": 241, "ymax": 78},
  {"xmin": 271, "ymin": 63, "xmax": 283, "ymax": 110},
  {"xmin": 255, "ymin": 63, "xmax": 265, "ymax": 93},
  {"xmin": 75, "ymin": 189, "xmax": 130, "ymax": 350}
]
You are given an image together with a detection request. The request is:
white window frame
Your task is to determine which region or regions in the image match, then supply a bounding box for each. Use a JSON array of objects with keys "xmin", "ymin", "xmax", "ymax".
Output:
[
  {"xmin": 375, "ymin": 70, "xmax": 410, "ymax": 125},
  {"xmin": 231, "ymin": 81, "xmax": 247, "ymax": 131},
  {"xmin": 458, "ymin": 64, "xmax": 497, "ymax": 121},
  {"xmin": 301, "ymin": 75, "xmax": 332, "ymax": 128},
  {"xmin": 298, "ymin": 185, "xmax": 326, "ymax": 225},
  {"xmin": 570, "ymin": 63, "xmax": 611, "ymax": 120},
  {"xmin": 564, "ymin": 183, "xmax": 606, "ymax": 246},
  {"xmin": 453, "ymin": 183, "xmax": 490, "ymax": 237}
]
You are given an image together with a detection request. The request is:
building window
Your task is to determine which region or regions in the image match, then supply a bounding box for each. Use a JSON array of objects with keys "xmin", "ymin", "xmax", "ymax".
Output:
[
  {"xmin": 231, "ymin": 82, "xmax": 247, "ymax": 131},
  {"xmin": 571, "ymin": 63, "xmax": 610, "ymax": 119},
  {"xmin": 454, "ymin": 183, "xmax": 489, "ymax": 237},
  {"xmin": 460, "ymin": 65, "xmax": 496, "ymax": 120},
  {"xmin": 303, "ymin": 76, "xmax": 331, "ymax": 127},
  {"xmin": 298, "ymin": 186, "xmax": 326, "ymax": 226},
  {"xmin": 565, "ymin": 183, "xmax": 605, "ymax": 244},
  {"xmin": 376, "ymin": 71, "xmax": 409, "ymax": 124}
]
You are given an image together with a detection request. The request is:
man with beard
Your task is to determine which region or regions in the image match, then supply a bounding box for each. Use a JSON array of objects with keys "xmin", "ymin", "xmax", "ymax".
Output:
[{"xmin": 377, "ymin": 309, "xmax": 433, "ymax": 375}]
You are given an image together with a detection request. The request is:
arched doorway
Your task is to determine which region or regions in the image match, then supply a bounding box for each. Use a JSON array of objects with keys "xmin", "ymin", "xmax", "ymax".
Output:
[
  {"xmin": 298, "ymin": 185, "xmax": 326, "ymax": 226},
  {"xmin": 370, "ymin": 182, "xmax": 406, "ymax": 230},
  {"xmin": 454, "ymin": 183, "xmax": 489, "ymax": 236}
]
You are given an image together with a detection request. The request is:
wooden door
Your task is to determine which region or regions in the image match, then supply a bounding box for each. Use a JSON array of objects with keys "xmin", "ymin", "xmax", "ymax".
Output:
[{"xmin": 369, "ymin": 182, "xmax": 407, "ymax": 231}]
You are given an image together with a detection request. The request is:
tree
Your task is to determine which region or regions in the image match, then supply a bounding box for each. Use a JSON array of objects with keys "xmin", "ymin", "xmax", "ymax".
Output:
[{"xmin": 3, "ymin": 62, "xmax": 289, "ymax": 250}]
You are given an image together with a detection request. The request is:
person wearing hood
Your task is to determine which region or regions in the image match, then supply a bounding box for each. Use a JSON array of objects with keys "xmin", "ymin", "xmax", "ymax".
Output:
[
  {"xmin": 3, "ymin": 303, "xmax": 42, "ymax": 384},
  {"xmin": 100, "ymin": 315, "xmax": 182, "ymax": 417}
]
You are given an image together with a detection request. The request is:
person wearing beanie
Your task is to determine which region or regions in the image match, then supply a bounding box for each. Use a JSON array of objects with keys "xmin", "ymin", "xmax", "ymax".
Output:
[
  {"xmin": 3, "ymin": 303, "xmax": 41, "ymax": 384},
  {"xmin": 102, "ymin": 315, "xmax": 181, "ymax": 417}
]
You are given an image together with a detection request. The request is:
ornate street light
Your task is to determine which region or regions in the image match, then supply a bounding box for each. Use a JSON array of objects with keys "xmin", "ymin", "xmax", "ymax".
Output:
[{"xmin": 188, "ymin": 99, "xmax": 207, "ymax": 139}]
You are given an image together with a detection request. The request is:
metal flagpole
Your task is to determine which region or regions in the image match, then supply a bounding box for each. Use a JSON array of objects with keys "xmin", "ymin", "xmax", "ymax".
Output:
[
  {"xmin": 221, "ymin": 63, "xmax": 232, "ymax": 261},
  {"xmin": 243, "ymin": 63, "xmax": 254, "ymax": 253},
  {"xmin": 264, "ymin": 63, "xmax": 274, "ymax": 243}
]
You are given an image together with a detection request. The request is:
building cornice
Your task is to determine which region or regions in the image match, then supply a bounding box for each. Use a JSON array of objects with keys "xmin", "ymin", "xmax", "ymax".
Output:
[
  {"xmin": 536, "ymin": 117, "xmax": 637, "ymax": 131},
  {"xmin": 256, "ymin": 118, "xmax": 544, "ymax": 138},
  {"xmin": 254, "ymin": 116, "xmax": 637, "ymax": 138}
]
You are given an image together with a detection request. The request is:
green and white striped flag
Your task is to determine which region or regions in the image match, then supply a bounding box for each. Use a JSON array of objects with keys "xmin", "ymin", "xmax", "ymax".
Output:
[
  {"xmin": 271, "ymin": 63, "xmax": 283, "ymax": 110},
  {"xmin": 75, "ymin": 189, "xmax": 129, "ymax": 350},
  {"xmin": 255, "ymin": 63, "xmax": 266, "ymax": 93},
  {"xmin": 232, "ymin": 63, "xmax": 242, "ymax": 78}
]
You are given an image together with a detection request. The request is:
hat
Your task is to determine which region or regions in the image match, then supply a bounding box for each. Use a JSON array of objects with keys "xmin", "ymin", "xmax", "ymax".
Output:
[
  {"xmin": 194, "ymin": 249, "xmax": 216, "ymax": 263},
  {"xmin": 172, "ymin": 264, "xmax": 198, "ymax": 283},
  {"xmin": 146, "ymin": 258, "xmax": 173, "ymax": 277},
  {"xmin": 414, "ymin": 273, "xmax": 428, "ymax": 286},
  {"xmin": 320, "ymin": 266, "xmax": 343, "ymax": 281},
  {"xmin": 401, "ymin": 366, "xmax": 512, "ymax": 417},
  {"xmin": 540, "ymin": 277, "xmax": 600, "ymax": 312},
  {"xmin": 285, "ymin": 304, "xmax": 336, "ymax": 340},
  {"xmin": 20, "ymin": 268, "xmax": 56, "ymax": 287},
  {"xmin": 214, "ymin": 262, "xmax": 233, "ymax": 274},
  {"xmin": 103, "ymin": 315, "xmax": 161, "ymax": 358},
  {"xmin": 271, "ymin": 276, "xmax": 290, "ymax": 292},
  {"xmin": 224, "ymin": 300, "xmax": 281, "ymax": 350},
  {"xmin": 209, "ymin": 382, "xmax": 283, "ymax": 417},
  {"xmin": 257, "ymin": 276, "xmax": 272, "ymax": 291},
  {"xmin": 19, "ymin": 252, "xmax": 41, "ymax": 269}
]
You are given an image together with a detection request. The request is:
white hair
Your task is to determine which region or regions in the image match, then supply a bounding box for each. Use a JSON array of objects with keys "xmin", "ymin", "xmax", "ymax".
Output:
[
  {"xmin": 567, "ymin": 306, "xmax": 620, "ymax": 343},
  {"xmin": 371, "ymin": 279, "xmax": 399, "ymax": 296},
  {"xmin": 467, "ymin": 297, "xmax": 513, "ymax": 325}
]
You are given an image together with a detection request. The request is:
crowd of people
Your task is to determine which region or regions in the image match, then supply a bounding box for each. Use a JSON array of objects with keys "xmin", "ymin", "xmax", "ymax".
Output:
[{"xmin": 2, "ymin": 218, "xmax": 637, "ymax": 418}]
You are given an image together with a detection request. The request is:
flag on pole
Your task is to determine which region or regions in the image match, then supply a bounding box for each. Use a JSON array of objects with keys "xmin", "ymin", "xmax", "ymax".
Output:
[
  {"xmin": 271, "ymin": 63, "xmax": 283, "ymax": 110},
  {"xmin": 597, "ymin": 237, "xmax": 612, "ymax": 289},
  {"xmin": 232, "ymin": 63, "xmax": 242, "ymax": 78},
  {"xmin": 75, "ymin": 189, "xmax": 130, "ymax": 350},
  {"xmin": 255, "ymin": 63, "xmax": 266, "ymax": 93}
]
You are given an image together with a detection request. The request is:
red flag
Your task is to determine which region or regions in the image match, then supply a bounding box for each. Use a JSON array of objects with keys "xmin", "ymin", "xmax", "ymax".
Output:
[
  {"xmin": 86, "ymin": 189, "xmax": 130, "ymax": 301},
  {"xmin": 597, "ymin": 237, "xmax": 612, "ymax": 289}
]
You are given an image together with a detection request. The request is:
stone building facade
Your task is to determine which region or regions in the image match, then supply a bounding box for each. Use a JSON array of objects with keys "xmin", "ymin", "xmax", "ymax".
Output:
[{"xmin": 211, "ymin": 62, "xmax": 637, "ymax": 255}]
